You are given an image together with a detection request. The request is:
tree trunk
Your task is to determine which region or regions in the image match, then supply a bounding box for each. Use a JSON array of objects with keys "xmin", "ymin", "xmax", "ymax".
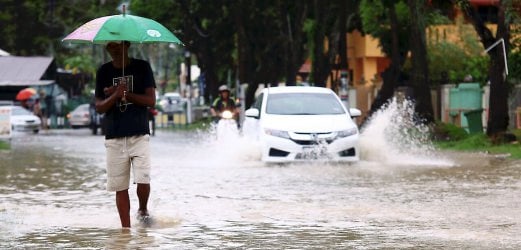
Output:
[
  {"xmin": 311, "ymin": 0, "xmax": 330, "ymax": 86},
  {"xmin": 363, "ymin": 3, "xmax": 402, "ymax": 126},
  {"xmin": 234, "ymin": 0, "xmax": 261, "ymax": 109},
  {"xmin": 486, "ymin": 1, "xmax": 510, "ymax": 138},
  {"xmin": 408, "ymin": 0, "xmax": 434, "ymax": 124},
  {"xmin": 455, "ymin": 0, "xmax": 510, "ymax": 138},
  {"xmin": 281, "ymin": 2, "xmax": 307, "ymax": 86}
]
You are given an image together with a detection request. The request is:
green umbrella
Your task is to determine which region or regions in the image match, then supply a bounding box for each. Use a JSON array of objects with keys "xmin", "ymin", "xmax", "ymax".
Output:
[
  {"xmin": 62, "ymin": 7, "xmax": 182, "ymax": 45},
  {"xmin": 62, "ymin": 6, "xmax": 183, "ymax": 112}
]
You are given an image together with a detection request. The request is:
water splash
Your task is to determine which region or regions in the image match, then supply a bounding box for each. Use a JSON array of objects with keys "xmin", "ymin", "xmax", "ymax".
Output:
[
  {"xmin": 359, "ymin": 98, "xmax": 454, "ymax": 167},
  {"xmin": 197, "ymin": 121, "xmax": 262, "ymax": 164}
]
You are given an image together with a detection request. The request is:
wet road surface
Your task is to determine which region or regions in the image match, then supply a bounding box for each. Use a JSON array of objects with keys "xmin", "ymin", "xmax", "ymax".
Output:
[{"xmin": 1, "ymin": 128, "xmax": 520, "ymax": 249}]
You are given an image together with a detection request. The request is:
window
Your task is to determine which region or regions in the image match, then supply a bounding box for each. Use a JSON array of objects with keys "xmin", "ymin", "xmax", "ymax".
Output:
[{"xmin": 266, "ymin": 93, "xmax": 345, "ymax": 115}]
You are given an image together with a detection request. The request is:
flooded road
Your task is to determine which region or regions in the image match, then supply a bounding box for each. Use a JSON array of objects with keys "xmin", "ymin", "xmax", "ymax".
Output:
[{"xmin": 1, "ymin": 127, "xmax": 520, "ymax": 249}]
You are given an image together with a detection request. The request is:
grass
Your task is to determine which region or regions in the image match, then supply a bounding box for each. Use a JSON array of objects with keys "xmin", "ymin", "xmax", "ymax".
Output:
[
  {"xmin": 0, "ymin": 139, "xmax": 10, "ymax": 150},
  {"xmin": 435, "ymin": 134, "xmax": 521, "ymax": 158},
  {"xmin": 156, "ymin": 118, "xmax": 214, "ymax": 132},
  {"xmin": 433, "ymin": 123, "xmax": 521, "ymax": 159}
]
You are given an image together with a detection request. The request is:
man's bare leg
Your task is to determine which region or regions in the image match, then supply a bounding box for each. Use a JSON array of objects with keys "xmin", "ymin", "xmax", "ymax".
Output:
[
  {"xmin": 116, "ymin": 189, "xmax": 131, "ymax": 228},
  {"xmin": 137, "ymin": 183, "xmax": 150, "ymax": 216}
]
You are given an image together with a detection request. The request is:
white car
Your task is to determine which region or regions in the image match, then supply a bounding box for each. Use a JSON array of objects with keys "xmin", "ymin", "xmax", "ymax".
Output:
[
  {"xmin": 67, "ymin": 104, "xmax": 91, "ymax": 129},
  {"xmin": 242, "ymin": 86, "xmax": 361, "ymax": 163},
  {"xmin": 159, "ymin": 92, "xmax": 185, "ymax": 113},
  {"xmin": 9, "ymin": 105, "xmax": 41, "ymax": 133}
]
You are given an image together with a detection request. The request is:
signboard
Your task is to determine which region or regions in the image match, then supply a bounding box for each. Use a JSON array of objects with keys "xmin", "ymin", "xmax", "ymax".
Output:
[{"xmin": 0, "ymin": 106, "xmax": 11, "ymax": 138}]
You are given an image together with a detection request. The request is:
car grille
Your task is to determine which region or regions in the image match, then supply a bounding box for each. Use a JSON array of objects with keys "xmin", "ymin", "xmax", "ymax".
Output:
[
  {"xmin": 290, "ymin": 132, "xmax": 334, "ymax": 145},
  {"xmin": 291, "ymin": 138, "xmax": 334, "ymax": 145}
]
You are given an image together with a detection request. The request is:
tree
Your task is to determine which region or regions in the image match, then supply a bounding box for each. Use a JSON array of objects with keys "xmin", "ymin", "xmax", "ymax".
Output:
[
  {"xmin": 360, "ymin": 0, "xmax": 410, "ymax": 124},
  {"xmin": 305, "ymin": 0, "xmax": 360, "ymax": 88},
  {"xmin": 133, "ymin": 0, "xmax": 304, "ymax": 107},
  {"xmin": 276, "ymin": 0, "xmax": 308, "ymax": 86},
  {"xmin": 453, "ymin": 0, "xmax": 512, "ymax": 139},
  {"xmin": 133, "ymin": 0, "xmax": 236, "ymax": 102},
  {"xmin": 408, "ymin": 0, "xmax": 434, "ymax": 123}
]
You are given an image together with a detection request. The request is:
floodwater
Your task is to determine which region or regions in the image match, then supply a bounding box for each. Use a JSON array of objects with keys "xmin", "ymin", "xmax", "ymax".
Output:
[{"xmin": 1, "ymin": 101, "xmax": 521, "ymax": 249}]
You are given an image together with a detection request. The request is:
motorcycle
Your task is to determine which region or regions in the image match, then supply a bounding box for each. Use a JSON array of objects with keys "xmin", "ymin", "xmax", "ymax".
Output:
[{"xmin": 214, "ymin": 110, "xmax": 240, "ymax": 139}]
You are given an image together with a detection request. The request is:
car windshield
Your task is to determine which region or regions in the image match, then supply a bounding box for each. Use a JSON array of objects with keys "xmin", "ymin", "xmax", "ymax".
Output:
[
  {"xmin": 266, "ymin": 92, "xmax": 345, "ymax": 115},
  {"xmin": 11, "ymin": 107, "xmax": 33, "ymax": 116}
]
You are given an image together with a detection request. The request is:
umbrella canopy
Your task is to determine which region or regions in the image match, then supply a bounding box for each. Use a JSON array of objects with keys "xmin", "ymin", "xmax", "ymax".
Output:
[
  {"xmin": 16, "ymin": 88, "xmax": 37, "ymax": 101},
  {"xmin": 62, "ymin": 13, "xmax": 182, "ymax": 45}
]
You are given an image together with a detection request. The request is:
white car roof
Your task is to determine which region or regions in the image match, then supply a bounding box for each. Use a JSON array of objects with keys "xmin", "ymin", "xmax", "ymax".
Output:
[{"xmin": 262, "ymin": 86, "xmax": 334, "ymax": 95}]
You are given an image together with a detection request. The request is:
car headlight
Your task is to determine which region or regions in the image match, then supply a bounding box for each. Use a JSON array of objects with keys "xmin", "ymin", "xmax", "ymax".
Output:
[
  {"xmin": 264, "ymin": 128, "xmax": 290, "ymax": 139},
  {"xmin": 336, "ymin": 128, "xmax": 358, "ymax": 138}
]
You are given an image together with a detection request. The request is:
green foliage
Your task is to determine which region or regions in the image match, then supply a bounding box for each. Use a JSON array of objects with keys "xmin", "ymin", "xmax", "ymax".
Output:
[
  {"xmin": 63, "ymin": 55, "xmax": 96, "ymax": 75},
  {"xmin": 428, "ymin": 41, "xmax": 466, "ymax": 82},
  {"xmin": 359, "ymin": 0, "xmax": 410, "ymax": 56},
  {"xmin": 427, "ymin": 18, "xmax": 489, "ymax": 84},
  {"xmin": 509, "ymin": 51, "xmax": 521, "ymax": 83},
  {"xmin": 459, "ymin": 56, "xmax": 489, "ymax": 83},
  {"xmin": 432, "ymin": 121, "xmax": 469, "ymax": 141},
  {"xmin": 508, "ymin": 24, "xmax": 521, "ymax": 84},
  {"xmin": 427, "ymin": 10, "xmax": 452, "ymax": 25}
]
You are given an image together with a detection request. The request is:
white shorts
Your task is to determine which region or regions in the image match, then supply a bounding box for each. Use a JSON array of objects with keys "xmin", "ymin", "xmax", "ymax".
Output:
[{"xmin": 104, "ymin": 134, "xmax": 151, "ymax": 191}]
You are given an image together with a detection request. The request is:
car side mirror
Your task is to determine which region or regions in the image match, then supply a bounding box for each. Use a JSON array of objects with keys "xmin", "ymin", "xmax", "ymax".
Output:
[
  {"xmin": 349, "ymin": 108, "xmax": 361, "ymax": 117},
  {"xmin": 245, "ymin": 108, "xmax": 260, "ymax": 118}
]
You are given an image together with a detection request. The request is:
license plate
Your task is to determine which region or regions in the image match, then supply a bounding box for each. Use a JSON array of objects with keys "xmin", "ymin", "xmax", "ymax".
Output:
[{"xmin": 298, "ymin": 146, "xmax": 328, "ymax": 160}]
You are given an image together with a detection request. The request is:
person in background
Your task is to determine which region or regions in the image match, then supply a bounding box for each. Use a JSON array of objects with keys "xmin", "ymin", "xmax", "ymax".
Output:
[
  {"xmin": 39, "ymin": 91, "xmax": 48, "ymax": 130},
  {"xmin": 95, "ymin": 41, "xmax": 156, "ymax": 228},
  {"xmin": 33, "ymin": 98, "xmax": 42, "ymax": 122},
  {"xmin": 210, "ymin": 85, "xmax": 239, "ymax": 119}
]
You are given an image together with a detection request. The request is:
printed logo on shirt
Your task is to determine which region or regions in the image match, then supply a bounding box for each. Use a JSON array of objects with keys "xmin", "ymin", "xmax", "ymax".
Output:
[{"xmin": 113, "ymin": 75, "xmax": 134, "ymax": 106}]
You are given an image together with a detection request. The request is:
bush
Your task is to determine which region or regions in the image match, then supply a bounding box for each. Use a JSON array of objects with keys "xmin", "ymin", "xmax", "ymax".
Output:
[{"xmin": 431, "ymin": 122, "xmax": 469, "ymax": 141}]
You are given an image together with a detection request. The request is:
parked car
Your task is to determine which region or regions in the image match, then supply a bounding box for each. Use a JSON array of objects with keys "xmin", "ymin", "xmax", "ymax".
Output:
[
  {"xmin": 67, "ymin": 104, "xmax": 91, "ymax": 129},
  {"xmin": 242, "ymin": 86, "xmax": 361, "ymax": 163},
  {"xmin": 9, "ymin": 105, "xmax": 41, "ymax": 134},
  {"xmin": 159, "ymin": 92, "xmax": 185, "ymax": 113}
]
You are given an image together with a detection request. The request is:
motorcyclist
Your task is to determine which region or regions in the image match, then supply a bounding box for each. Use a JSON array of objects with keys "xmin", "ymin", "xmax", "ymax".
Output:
[{"xmin": 210, "ymin": 85, "xmax": 240, "ymax": 122}]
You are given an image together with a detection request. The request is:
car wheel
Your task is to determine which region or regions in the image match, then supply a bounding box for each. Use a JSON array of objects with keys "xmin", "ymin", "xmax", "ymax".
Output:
[{"xmin": 33, "ymin": 129, "xmax": 39, "ymax": 134}]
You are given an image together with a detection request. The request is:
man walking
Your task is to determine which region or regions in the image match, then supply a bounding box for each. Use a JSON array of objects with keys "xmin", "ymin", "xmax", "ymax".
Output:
[{"xmin": 95, "ymin": 41, "xmax": 156, "ymax": 228}]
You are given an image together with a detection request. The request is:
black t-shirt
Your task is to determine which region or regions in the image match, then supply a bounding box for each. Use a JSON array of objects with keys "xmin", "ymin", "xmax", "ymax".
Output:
[{"xmin": 95, "ymin": 58, "xmax": 156, "ymax": 139}]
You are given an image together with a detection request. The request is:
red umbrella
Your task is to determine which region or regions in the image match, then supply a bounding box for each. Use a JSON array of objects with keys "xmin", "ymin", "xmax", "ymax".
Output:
[{"xmin": 15, "ymin": 88, "xmax": 37, "ymax": 101}]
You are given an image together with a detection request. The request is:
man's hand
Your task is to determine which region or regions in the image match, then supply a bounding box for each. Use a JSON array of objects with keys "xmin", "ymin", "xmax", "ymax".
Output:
[
  {"xmin": 116, "ymin": 83, "xmax": 127, "ymax": 100},
  {"xmin": 104, "ymin": 86, "xmax": 116, "ymax": 96}
]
